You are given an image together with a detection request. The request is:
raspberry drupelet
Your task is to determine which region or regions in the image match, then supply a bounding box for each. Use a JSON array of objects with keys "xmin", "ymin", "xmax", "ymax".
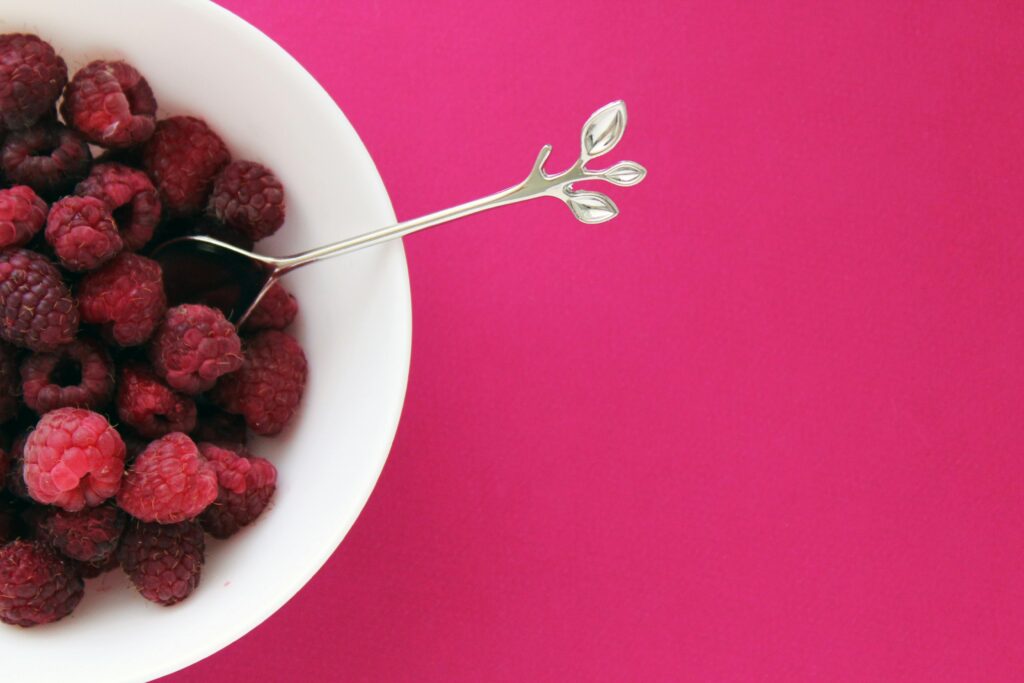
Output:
[
  {"xmin": 60, "ymin": 60, "xmax": 157, "ymax": 148},
  {"xmin": 148, "ymin": 304, "xmax": 243, "ymax": 395},
  {"xmin": 20, "ymin": 337, "xmax": 115, "ymax": 414},
  {"xmin": 77, "ymin": 253, "xmax": 166, "ymax": 347},
  {"xmin": 23, "ymin": 407, "xmax": 126, "ymax": 512}
]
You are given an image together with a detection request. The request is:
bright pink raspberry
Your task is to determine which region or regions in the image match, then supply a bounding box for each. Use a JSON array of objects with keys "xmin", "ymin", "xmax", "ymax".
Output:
[
  {"xmin": 1, "ymin": 123, "xmax": 92, "ymax": 198},
  {"xmin": 77, "ymin": 253, "xmax": 166, "ymax": 347},
  {"xmin": 23, "ymin": 408, "xmax": 126, "ymax": 511},
  {"xmin": 243, "ymin": 282, "xmax": 298, "ymax": 332},
  {"xmin": 0, "ymin": 249, "xmax": 79, "ymax": 352},
  {"xmin": 116, "ymin": 432, "xmax": 217, "ymax": 523},
  {"xmin": 208, "ymin": 160, "xmax": 285, "ymax": 241},
  {"xmin": 45, "ymin": 195, "xmax": 123, "ymax": 271},
  {"xmin": 212, "ymin": 331, "xmax": 307, "ymax": 436},
  {"xmin": 60, "ymin": 60, "xmax": 157, "ymax": 148},
  {"xmin": 198, "ymin": 443, "xmax": 276, "ymax": 539},
  {"xmin": 0, "ymin": 34, "xmax": 67, "ymax": 131},
  {"xmin": 0, "ymin": 185, "xmax": 47, "ymax": 248},
  {"xmin": 148, "ymin": 304, "xmax": 243, "ymax": 395},
  {"xmin": 20, "ymin": 338, "xmax": 115, "ymax": 414},
  {"xmin": 116, "ymin": 363, "xmax": 197, "ymax": 439},
  {"xmin": 143, "ymin": 116, "xmax": 230, "ymax": 215},
  {"xmin": 118, "ymin": 519, "xmax": 204, "ymax": 606},
  {"xmin": 75, "ymin": 162, "xmax": 161, "ymax": 251},
  {"xmin": 0, "ymin": 540, "xmax": 83, "ymax": 627}
]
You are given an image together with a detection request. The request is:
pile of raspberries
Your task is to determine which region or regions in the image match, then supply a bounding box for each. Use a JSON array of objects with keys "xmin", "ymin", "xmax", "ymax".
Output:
[{"xmin": 0, "ymin": 34, "xmax": 307, "ymax": 627}]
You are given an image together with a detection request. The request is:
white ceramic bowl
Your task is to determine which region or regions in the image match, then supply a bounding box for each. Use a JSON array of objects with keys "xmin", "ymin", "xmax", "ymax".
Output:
[{"xmin": 0, "ymin": 1, "xmax": 411, "ymax": 680}]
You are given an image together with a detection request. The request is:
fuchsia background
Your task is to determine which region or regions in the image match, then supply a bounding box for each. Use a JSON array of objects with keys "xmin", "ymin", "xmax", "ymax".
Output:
[{"xmin": 163, "ymin": 2, "xmax": 1024, "ymax": 681}]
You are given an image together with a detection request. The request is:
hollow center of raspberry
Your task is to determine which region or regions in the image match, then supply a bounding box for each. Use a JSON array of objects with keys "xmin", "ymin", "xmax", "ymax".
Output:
[
  {"xmin": 124, "ymin": 85, "xmax": 147, "ymax": 116},
  {"xmin": 112, "ymin": 204, "xmax": 134, "ymax": 232},
  {"xmin": 50, "ymin": 357, "xmax": 83, "ymax": 387},
  {"xmin": 28, "ymin": 139, "xmax": 58, "ymax": 158}
]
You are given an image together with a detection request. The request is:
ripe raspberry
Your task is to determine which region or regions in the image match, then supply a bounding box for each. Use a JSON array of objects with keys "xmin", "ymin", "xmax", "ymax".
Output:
[
  {"xmin": 0, "ymin": 185, "xmax": 47, "ymax": 248},
  {"xmin": 45, "ymin": 195, "xmax": 123, "ymax": 271},
  {"xmin": 198, "ymin": 443, "xmax": 276, "ymax": 539},
  {"xmin": 24, "ymin": 408, "xmax": 126, "ymax": 511},
  {"xmin": 143, "ymin": 116, "xmax": 229, "ymax": 215},
  {"xmin": 75, "ymin": 162, "xmax": 161, "ymax": 251},
  {"xmin": 0, "ymin": 341, "xmax": 19, "ymax": 423},
  {"xmin": 4, "ymin": 434, "xmax": 29, "ymax": 500},
  {"xmin": 191, "ymin": 407, "xmax": 247, "ymax": 447},
  {"xmin": 60, "ymin": 60, "xmax": 156, "ymax": 148},
  {"xmin": 118, "ymin": 520, "xmax": 203, "ymax": 606},
  {"xmin": 1, "ymin": 123, "xmax": 92, "ymax": 197},
  {"xmin": 0, "ymin": 34, "xmax": 67, "ymax": 131},
  {"xmin": 20, "ymin": 338, "xmax": 115, "ymax": 414},
  {"xmin": 212, "ymin": 331, "xmax": 307, "ymax": 436},
  {"xmin": 116, "ymin": 363, "xmax": 196, "ymax": 438},
  {"xmin": 0, "ymin": 248, "xmax": 79, "ymax": 352},
  {"xmin": 243, "ymin": 282, "xmax": 298, "ymax": 332},
  {"xmin": 148, "ymin": 304, "xmax": 243, "ymax": 395},
  {"xmin": 0, "ymin": 540, "xmax": 83, "ymax": 627},
  {"xmin": 77, "ymin": 253, "xmax": 166, "ymax": 347},
  {"xmin": 116, "ymin": 432, "xmax": 217, "ymax": 523},
  {"xmin": 32, "ymin": 504, "xmax": 125, "ymax": 564},
  {"xmin": 208, "ymin": 161, "xmax": 285, "ymax": 241}
]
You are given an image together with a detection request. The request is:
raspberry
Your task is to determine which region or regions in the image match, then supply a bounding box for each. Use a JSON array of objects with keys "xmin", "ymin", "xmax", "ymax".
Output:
[
  {"xmin": 20, "ymin": 338, "xmax": 115, "ymax": 414},
  {"xmin": 118, "ymin": 520, "xmax": 203, "ymax": 606},
  {"xmin": 77, "ymin": 253, "xmax": 166, "ymax": 347},
  {"xmin": 45, "ymin": 196, "xmax": 123, "ymax": 271},
  {"xmin": 0, "ymin": 34, "xmax": 67, "ymax": 131},
  {"xmin": 0, "ymin": 248, "xmax": 79, "ymax": 352},
  {"xmin": 23, "ymin": 408, "xmax": 126, "ymax": 511},
  {"xmin": 60, "ymin": 60, "xmax": 156, "ymax": 148},
  {"xmin": 0, "ymin": 341, "xmax": 19, "ymax": 423},
  {"xmin": 148, "ymin": 304, "xmax": 243, "ymax": 395},
  {"xmin": 208, "ymin": 161, "xmax": 285, "ymax": 241},
  {"xmin": 198, "ymin": 443, "xmax": 276, "ymax": 539},
  {"xmin": 0, "ymin": 185, "xmax": 47, "ymax": 248},
  {"xmin": 191, "ymin": 407, "xmax": 247, "ymax": 447},
  {"xmin": 243, "ymin": 282, "xmax": 298, "ymax": 332},
  {"xmin": 212, "ymin": 331, "xmax": 307, "ymax": 436},
  {"xmin": 1, "ymin": 123, "xmax": 92, "ymax": 198},
  {"xmin": 4, "ymin": 434, "xmax": 29, "ymax": 499},
  {"xmin": 32, "ymin": 504, "xmax": 125, "ymax": 564},
  {"xmin": 143, "ymin": 116, "xmax": 230, "ymax": 215},
  {"xmin": 74, "ymin": 553, "xmax": 120, "ymax": 579},
  {"xmin": 75, "ymin": 162, "xmax": 161, "ymax": 251},
  {"xmin": 116, "ymin": 363, "xmax": 197, "ymax": 438},
  {"xmin": 0, "ymin": 540, "xmax": 83, "ymax": 627},
  {"xmin": 116, "ymin": 432, "xmax": 217, "ymax": 523}
]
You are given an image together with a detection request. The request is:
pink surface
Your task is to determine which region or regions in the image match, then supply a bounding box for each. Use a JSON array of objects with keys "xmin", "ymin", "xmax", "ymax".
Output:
[{"xmin": 163, "ymin": 2, "xmax": 1024, "ymax": 681}]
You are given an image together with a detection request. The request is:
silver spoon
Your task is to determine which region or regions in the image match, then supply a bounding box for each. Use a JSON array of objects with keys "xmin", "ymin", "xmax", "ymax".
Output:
[{"xmin": 153, "ymin": 101, "xmax": 646, "ymax": 327}]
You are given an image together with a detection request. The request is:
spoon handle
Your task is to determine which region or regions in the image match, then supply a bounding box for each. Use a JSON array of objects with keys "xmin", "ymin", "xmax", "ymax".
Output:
[{"xmin": 272, "ymin": 101, "xmax": 646, "ymax": 274}]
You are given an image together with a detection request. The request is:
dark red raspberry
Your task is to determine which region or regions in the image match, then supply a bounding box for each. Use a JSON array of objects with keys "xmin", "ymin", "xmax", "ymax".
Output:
[
  {"xmin": 212, "ymin": 331, "xmax": 307, "ymax": 436},
  {"xmin": 191, "ymin": 407, "xmax": 247, "ymax": 447},
  {"xmin": 32, "ymin": 504, "xmax": 125, "ymax": 564},
  {"xmin": 0, "ymin": 248, "xmax": 79, "ymax": 351},
  {"xmin": 45, "ymin": 195, "xmax": 123, "ymax": 271},
  {"xmin": 0, "ymin": 34, "xmax": 67, "ymax": 131},
  {"xmin": 0, "ymin": 540, "xmax": 83, "ymax": 627},
  {"xmin": 75, "ymin": 162, "xmax": 161, "ymax": 251},
  {"xmin": 148, "ymin": 304, "xmax": 243, "ymax": 395},
  {"xmin": 198, "ymin": 443, "xmax": 276, "ymax": 539},
  {"xmin": 0, "ymin": 185, "xmax": 47, "ymax": 248},
  {"xmin": 208, "ymin": 161, "xmax": 285, "ymax": 241},
  {"xmin": 1, "ymin": 123, "xmax": 92, "ymax": 197},
  {"xmin": 24, "ymin": 408, "xmax": 126, "ymax": 511},
  {"xmin": 116, "ymin": 432, "xmax": 217, "ymax": 523},
  {"xmin": 77, "ymin": 253, "xmax": 166, "ymax": 347},
  {"xmin": 118, "ymin": 519, "xmax": 204, "ymax": 606},
  {"xmin": 116, "ymin": 363, "xmax": 197, "ymax": 439},
  {"xmin": 143, "ymin": 116, "xmax": 230, "ymax": 215},
  {"xmin": 60, "ymin": 60, "xmax": 156, "ymax": 148},
  {"xmin": 20, "ymin": 338, "xmax": 115, "ymax": 414},
  {"xmin": 4, "ymin": 434, "xmax": 29, "ymax": 499},
  {"xmin": 243, "ymin": 282, "xmax": 298, "ymax": 332},
  {"xmin": 74, "ymin": 552, "xmax": 120, "ymax": 579},
  {"xmin": 0, "ymin": 341, "xmax": 19, "ymax": 423}
]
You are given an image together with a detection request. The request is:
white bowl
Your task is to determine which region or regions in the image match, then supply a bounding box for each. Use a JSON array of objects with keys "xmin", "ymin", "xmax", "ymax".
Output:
[{"xmin": 0, "ymin": 1, "xmax": 411, "ymax": 680}]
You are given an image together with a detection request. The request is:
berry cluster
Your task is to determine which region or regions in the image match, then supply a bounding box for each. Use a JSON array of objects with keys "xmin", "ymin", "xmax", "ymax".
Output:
[{"xmin": 0, "ymin": 35, "xmax": 306, "ymax": 627}]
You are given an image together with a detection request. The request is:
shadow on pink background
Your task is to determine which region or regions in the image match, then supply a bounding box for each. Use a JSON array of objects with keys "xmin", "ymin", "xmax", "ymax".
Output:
[{"xmin": 163, "ymin": 2, "xmax": 1024, "ymax": 681}]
